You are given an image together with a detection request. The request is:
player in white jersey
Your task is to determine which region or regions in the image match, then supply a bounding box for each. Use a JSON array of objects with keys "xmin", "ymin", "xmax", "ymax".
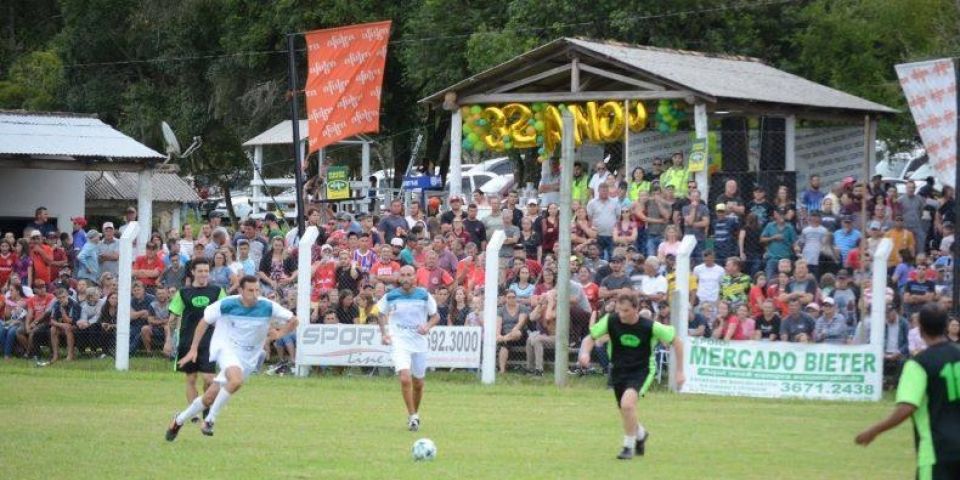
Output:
[
  {"xmin": 165, "ymin": 275, "xmax": 297, "ymax": 440},
  {"xmin": 374, "ymin": 265, "xmax": 440, "ymax": 431}
]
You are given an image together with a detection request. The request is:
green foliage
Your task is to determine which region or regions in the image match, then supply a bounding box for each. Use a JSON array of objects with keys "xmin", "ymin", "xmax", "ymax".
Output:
[{"xmin": 0, "ymin": 50, "xmax": 64, "ymax": 110}]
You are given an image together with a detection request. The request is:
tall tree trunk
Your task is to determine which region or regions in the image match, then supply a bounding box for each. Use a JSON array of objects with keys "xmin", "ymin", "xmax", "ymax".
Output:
[{"xmin": 219, "ymin": 179, "xmax": 238, "ymax": 226}]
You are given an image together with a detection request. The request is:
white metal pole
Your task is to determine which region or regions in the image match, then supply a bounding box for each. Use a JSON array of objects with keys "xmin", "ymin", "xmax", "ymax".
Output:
[
  {"xmin": 450, "ymin": 110, "xmax": 463, "ymax": 201},
  {"xmin": 136, "ymin": 168, "xmax": 153, "ymax": 255},
  {"xmin": 554, "ymin": 111, "xmax": 575, "ymax": 386},
  {"xmin": 869, "ymin": 238, "xmax": 892, "ymax": 401},
  {"xmin": 673, "ymin": 235, "xmax": 697, "ymax": 392},
  {"xmin": 784, "ymin": 115, "xmax": 796, "ymax": 172},
  {"xmin": 361, "ymin": 141, "xmax": 371, "ymax": 213},
  {"xmin": 115, "ymin": 221, "xmax": 140, "ymax": 371},
  {"xmin": 693, "ymin": 103, "xmax": 709, "ymax": 201},
  {"xmin": 252, "ymin": 146, "xmax": 263, "ymax": 216},
  {"xmin": 295, "ymin": 226, "xmax": 319, "ymax": 377},
  {"xmin": 481, "ymin": 230, "xmax": 507, "ymax": 385}
]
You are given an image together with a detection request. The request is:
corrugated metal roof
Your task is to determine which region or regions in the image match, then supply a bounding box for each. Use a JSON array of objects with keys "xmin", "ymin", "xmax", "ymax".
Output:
[
  {"xmin": 0, "ymin": 111, "xmax": 164, "ymax": 159},
  {"xmin": 420, "ymin": 38, "xmax": 896, "ymax": 115},
  {"xmin": 566, "ymin": 39, "xmax": 896, "ymax": 114},
  {"xmin": 85, "ymin": 171, "xmax": 200, "ymax": 203},
  {"xmin": 242, "ymin": 120, "xmax": 373, "ymax": 146}
]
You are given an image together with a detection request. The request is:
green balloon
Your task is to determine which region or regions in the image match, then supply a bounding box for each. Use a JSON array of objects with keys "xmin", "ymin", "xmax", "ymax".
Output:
[
  {"xmin": 658, "ymin": 105, "xmax": 669, "ymax": 115},
  {"xmin": 527, "ymin": 119, "xmax": 536, "ymax": 126},
  {"xmin": 474, "ymin": 142, "xmax": 486, "ymax": 152},
  {"xmin": 536, "ymin": 135, "xmax": 544, "ymax": 144},
  {"xmin": 534, "ymin": 121, "xmax": 545, "ymax": 132},
  {"xmin": 462, "ymin": 124, "xmax": 472, "ymax": 134},
  {"xmin": 532, "ymin": 103, "xmax": 542, "ymax": 112},
  {"xmin": 502, "ymin": 135, "xmax": 512, "ymax": 142},
  {"xmin": 462, "ymin": 139, "xmax": 473, "ymax": 150},
  {"xmin": 559, "ymin": 104, "xmax": 567, "ymax": 111},
  {"xmin": 538, "ymin": 147, "xmax": 545, "ymax": 155},
  {"xmin": 470, "ymin": 105, "xmax": 482, "ymax": 115},
  {"xmin": 476, "ymin": 118, "xmax": 488, "ymax": 127},
  {"xmin": 467, "ymin": 132, "xmax": 479, "ymax": 143}
]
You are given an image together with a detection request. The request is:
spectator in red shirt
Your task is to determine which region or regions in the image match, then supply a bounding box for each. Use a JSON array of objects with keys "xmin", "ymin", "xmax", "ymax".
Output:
[
  {"xmin": 310, "ymin": 245, "xmax": 337, "ymax": 301},
  {"xmin": 25, "ymin": 280, "xmax": 55, "ymax": 358},
  {"xmin": 370, "ymin": 245, "xmax": 401, "ymax": 286},
  {"xmin": 133, "ymin": 243, "xmax": 164, "ymax": 293},
  {"xmin": 577, "ymin": 265, "xmax": 600, "ymax": 311},
  {"xmin": 29, "ymin": 230, "xmax": 55, "ymax": 284},
  {"xmin": 47, "ymin": 232, "xmax": 69, "ymax": 279},
  {"xmin": 0, "ymin": 240, "xmax": 16, "ymax": 286},
  {"xmin": 416, "ymin": 250, "xmax": 454, "ymax": 292}
]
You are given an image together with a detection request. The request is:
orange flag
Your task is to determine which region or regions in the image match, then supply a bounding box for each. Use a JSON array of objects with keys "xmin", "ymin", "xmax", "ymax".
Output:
[{"xmin": 304, "ymin": 21, "xmax": 391, "ymax": 153}]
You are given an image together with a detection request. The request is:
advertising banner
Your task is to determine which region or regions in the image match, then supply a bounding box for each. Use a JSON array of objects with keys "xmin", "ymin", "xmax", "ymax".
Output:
[
  {"xmin": 304, "ymin": 21, "xmax": 391, "ymax": 153},
  {"xmin": 896, "ymin": 59, "xmax": 957, "ymax": 188},
  {"xmin": 682, "ymin": 337, "xmax": 882, "ymax": 401},
  {"xmin": 326, "ymin": 166, "xmax": 351, "ymax": 200},
  {"xmin": 298, "ymin": 324, "xmax": 481, "ymax": 368}
]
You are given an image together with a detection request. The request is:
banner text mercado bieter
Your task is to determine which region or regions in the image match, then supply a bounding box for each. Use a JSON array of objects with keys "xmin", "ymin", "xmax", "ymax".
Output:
[{"xmin": 682, "ymin": 337, "xmax": 882, "ymax": 401}]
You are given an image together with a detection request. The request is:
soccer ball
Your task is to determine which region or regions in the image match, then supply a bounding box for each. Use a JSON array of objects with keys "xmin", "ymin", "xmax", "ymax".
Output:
[{"xmin": 412, "ymin": 438, "xmax": 437, "ymax": 461}]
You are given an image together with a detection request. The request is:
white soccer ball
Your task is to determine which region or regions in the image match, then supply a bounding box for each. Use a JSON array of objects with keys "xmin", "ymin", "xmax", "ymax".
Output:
[{"xmin": 412, "ymin": 438, "xmax": 437, "ymax": 461}]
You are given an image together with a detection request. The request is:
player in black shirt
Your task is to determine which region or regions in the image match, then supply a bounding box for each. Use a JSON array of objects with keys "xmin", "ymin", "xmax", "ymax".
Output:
[
  {"xmin": 579, "ymin": 294, "xmax": 685, "ymax": 460},
  {"xmin": 164, "ymin": 258, "xmax": 225, "ymax": 423},
  {"xmin": 856, "ymin": 303, "xmax": 960, "ymax": 479}
]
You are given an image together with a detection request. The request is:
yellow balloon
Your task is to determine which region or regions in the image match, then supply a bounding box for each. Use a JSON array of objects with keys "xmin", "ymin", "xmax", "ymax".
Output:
[
  {"xmin": 503, "ymin": 103, "xmax": 536, "ymax": 148},
  {"xmin": 542, "ymin": 104, "xmax": 566, "ymax": 154},
  {"xmin": 627, "ymin": 101, "xmax": 648, "ymax": 132},
  {"xmin": 481, "ymin": 107, "xmax": 508, "ymax": 150},
  {"xmin": 598, "ymin": 101, "xmax": 625, "ymax": 142},
  {"xmin": 568, "ymin": 102, "xmax": 601, "ymax": 143}
]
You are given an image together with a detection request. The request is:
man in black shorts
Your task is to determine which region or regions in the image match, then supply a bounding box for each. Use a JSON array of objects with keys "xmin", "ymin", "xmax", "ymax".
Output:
[
  {"xmin": 164, "ymin": 258, "xmax": 224, "ymax": 423},
  {"xmin": 579, "ymin": 294, "xmax": 685, "ymax": 460},
  {"xmin": 856, "ymin": 303, "xmax": 960, "ymax": 479}
]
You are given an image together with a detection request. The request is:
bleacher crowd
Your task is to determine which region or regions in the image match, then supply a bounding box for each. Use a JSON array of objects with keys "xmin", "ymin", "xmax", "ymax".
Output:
[{"xmin": 2, "ymin": 155, "xmax": 959, "ymax": 384}]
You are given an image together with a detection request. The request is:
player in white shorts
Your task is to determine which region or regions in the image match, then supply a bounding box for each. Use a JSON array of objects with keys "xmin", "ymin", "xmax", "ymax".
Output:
[
  {"xmin": 165, "ymin": 275, "xmax": 298, "ymax": 440},
  {"xmin": 374, "ymin": 265, "xmax": 440, "ymax": 432}
]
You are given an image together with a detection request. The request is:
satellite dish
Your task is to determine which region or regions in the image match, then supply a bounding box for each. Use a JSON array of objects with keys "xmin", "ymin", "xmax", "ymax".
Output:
[{"xmin": 161, "ymin": 121, "xmax": 182, "ymax": 157}]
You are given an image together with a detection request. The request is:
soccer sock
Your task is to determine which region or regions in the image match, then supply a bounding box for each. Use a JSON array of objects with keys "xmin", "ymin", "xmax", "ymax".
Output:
[
  {"xmin": 176, "ymin": 397, "xmax": 205, "ymax": 426},
  {"xmin": 636, "ymin": 424, "xmax": 647, "ymax": 440},
  {"xmin": 205, "ymin": 389, "xmax": 232, "ymax": 423},
  {"xmin": 623, "ymin": 435, "xmax": 636, "ymax": 449}
]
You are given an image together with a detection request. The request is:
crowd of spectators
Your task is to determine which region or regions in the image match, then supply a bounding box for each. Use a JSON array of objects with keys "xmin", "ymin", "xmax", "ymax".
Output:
[{"xmin": 2, "ymin": 158, "xmax": 959, "ymax": 384}]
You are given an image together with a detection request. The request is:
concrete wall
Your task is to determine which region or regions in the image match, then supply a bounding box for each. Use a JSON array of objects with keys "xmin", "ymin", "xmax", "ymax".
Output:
[{"xmin": 0, "ymin": 168, "xmax": 85, "ymax": 232}]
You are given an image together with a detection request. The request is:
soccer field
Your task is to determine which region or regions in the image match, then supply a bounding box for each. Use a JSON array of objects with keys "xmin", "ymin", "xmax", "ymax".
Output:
[{"xmin": 0, "ymin": 361, "xmax": 914, "ymax": 479}]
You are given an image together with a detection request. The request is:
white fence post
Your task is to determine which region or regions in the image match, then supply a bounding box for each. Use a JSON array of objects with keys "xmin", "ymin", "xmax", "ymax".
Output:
[
  {"xmin": 672, "ymin": 235, "xmax": 697, "ymax": 391},
  {"xmin": 869, "ymin": 238, "xmax": 893, "ymax": 400},
  {"xmin": 481, "ymin": 230, "xmax": 506, "ymax": 385},
  {"xmin": 295, "ymin": 226, "xmax": 319, "ymax": 377},
  {"xmin": 115, "ymin": 221, "xmax": 140, "ymax": 371}
]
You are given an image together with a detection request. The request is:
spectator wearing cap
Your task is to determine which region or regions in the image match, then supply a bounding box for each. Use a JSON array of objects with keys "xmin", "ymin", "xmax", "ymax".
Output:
[
  {"xmin": 207, "ymin": 210, "xmax": 223, "ymax": 230},
  {"xmin": 27, "ymin": 207, "xmax": 56, "ymax": 239},
  {"xmin": 712, "ymin": 203, "xmax": 740, "ymax": 262},
  {"xmin": 780, "ymin": 298, "xmax": 816, "ymax": 343},
  {"xmin": 118, "ymin": 206, "xmax": 138, "ymax": 238},
  {"xmin": 814, "ymin": 297, "xmax": 847, "ymax": 344},
  {"xmin": 864, "ymin": 219, "xmax": 886, "ymax": 255},
  {"xmin": 76, "ymin": 230, "xmax": 101, "ymax": 284},
  {"xmin": 833, "ymin": 216, "xmax": 861, "ymax": 264},
  {"xmin": 598, "ymin": 254, "xmax": 632, "ymax": 300},
  {"xmin": 585, "ymin": 158, "xmax": 608, "ymax": 200},
  {"xmin": 71, "ymin": 217, "xmax": 88, "ymax": 252},
  {"xmin": 659, "ymin": 151, "xmax": 690, "ymax": 198},
  {"xmin": 29, "ymin": 229, "xmax": 55, "ymax": 284},
  {"xmin": 831, "ymin": 269, "xmax": 860, "ymax": 325},
  {"xmin": 441, "ymin": 196, "xmax": 467, "ymax": 226},
  {"xmin": 262, "ymin": 212, "xmax": 284, "ymax": 239},
  {"xmin": 97, "ymin": 223, "xmax": 120, "ymax": 277}
]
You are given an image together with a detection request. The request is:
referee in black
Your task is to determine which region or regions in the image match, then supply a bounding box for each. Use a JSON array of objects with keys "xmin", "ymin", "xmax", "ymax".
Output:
[
  {"xmin": 856, "ymin": 302, "xmax": 960, "ymax": 479},
  {"xmin": 163, "ymin": 258, "xmax": 225, "ymax": 423}
]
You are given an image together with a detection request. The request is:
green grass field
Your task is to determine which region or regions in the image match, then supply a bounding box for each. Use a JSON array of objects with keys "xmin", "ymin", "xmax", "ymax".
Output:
[{"xmin": 0, "ymin": 359, "xmax": 915, "ymax": 479}]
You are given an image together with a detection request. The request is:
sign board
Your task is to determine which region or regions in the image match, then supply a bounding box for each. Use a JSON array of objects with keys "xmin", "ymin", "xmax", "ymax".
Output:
[
  {"xmin": 298, "ymin": 324, "xmax": 481, "ymax": 368},
  {"xmin": 402, "ymin": 175, "xmax": 443, "ymax": 190},
  {"xmin": 682, "ymin": 337, "xmax": 881, "ymax": 402},
  {"xmin": 326, "ymin": 166, "xmax": 351, "ymax": 200},
  {"xmin": 896, "ymin": 59, "xmax": 957, "ymax": 188},
  {"xmin": 687, "ymin": 137, "xmax": 708, "ymax": 172},
  {"xmin": 793, "ymin": 127, "xmax": 866, "ymax": 192}
]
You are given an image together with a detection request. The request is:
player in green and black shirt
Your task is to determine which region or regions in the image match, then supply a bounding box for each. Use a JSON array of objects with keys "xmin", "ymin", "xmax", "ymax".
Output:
[
  {"xmin": 578, "ymin": 293, "xmax": 685, "ymax": 460},
  {"xmin": 163, "ymin": 258, "xmax": 225, "ymax": 422},
  {"xmin": 856, "ymin": 303, "xmax": 960, "ymax": 479}
]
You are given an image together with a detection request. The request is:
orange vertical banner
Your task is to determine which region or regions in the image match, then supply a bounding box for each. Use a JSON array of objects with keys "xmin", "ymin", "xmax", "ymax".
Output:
[{"xmin": 304, "ymin": 21, "xmax": 391, "ymax": 153}]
